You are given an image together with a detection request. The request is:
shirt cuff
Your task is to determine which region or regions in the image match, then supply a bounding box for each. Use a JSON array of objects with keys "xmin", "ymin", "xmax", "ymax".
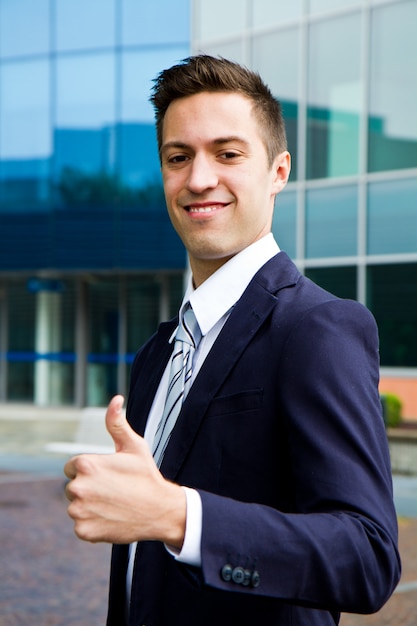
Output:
[{"xmin": 165, "ymin": 487, "xmax": 202, "ymax": 567}]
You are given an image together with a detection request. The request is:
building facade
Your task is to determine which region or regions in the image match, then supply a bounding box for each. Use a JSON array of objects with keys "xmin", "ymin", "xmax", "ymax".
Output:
[
  {"xmin": 0, "ymin": 0, "xmax": 190, "ymax": 407},
  {"xmin": 191, "ymin": 0, "xmax": 417, "ymax": 417},
  {"xmin": 1, "ymin": 0, "xmax": 416, "ymax": 414}
]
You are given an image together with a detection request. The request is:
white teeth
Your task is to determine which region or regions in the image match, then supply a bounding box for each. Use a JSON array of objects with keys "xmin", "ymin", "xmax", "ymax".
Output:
[{"xmin": 189, "ymin": 206, "xmax": 219, "ymax": 213}]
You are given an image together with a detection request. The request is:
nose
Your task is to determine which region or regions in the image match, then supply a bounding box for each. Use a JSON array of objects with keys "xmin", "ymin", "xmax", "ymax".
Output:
[{"xmin": 186, "ymin": 154, "xmax": 218, "ymax": 193}]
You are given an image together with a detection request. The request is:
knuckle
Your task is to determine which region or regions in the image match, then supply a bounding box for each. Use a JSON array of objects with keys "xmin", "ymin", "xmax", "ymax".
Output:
[
  {"xmin": 66, "ymin": 479, "xmax": 92, "ymax": 513},
  {"xmin": 74, "ymin": 521, "xmax": 101, "ymax": 543},
  {"xmin": 74, "ymin": 454, "xmax": 96, "ymax": 474},
  {"xmin": 67, "ymin": 499, "xmax": 84, "ymax": 521},
  {"xmin": 64, "ymin": 480, "xmax": 74, "ymax": 501},
  {"xmin": 74, "ymin": 521, "xmax": 90, "ymax": 541}
]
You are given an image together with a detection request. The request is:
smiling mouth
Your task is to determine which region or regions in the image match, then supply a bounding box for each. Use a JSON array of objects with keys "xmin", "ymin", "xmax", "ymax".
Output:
[{"xmin": 186, "ymin": 203, "xmax": 228, "ymax": 213}]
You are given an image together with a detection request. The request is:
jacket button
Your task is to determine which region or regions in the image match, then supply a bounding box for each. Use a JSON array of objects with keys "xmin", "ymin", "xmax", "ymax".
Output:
[
  {"xmin": 221, "ymin": 564, "xmax": 233, "ymax": 582},
  {"xmin": 242, "ymin": 569, "xmax": 251, "ymax": 586},
  {"xmin": 251, "ymin": 570, "xmax": 261, "ymax": 588},
  {"xmin": 232, "ymin": 566, "xmax": 245, "ymax": 584}
]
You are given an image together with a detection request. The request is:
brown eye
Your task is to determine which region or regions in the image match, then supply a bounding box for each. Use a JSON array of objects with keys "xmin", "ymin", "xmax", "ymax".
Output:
[
  {"xmin": 169, "ymin": 155, "xmax": 188, "ymax": 163},
  {"xmin": 219, "ymin": 151, "xmax": 239, "ymax": 160}
]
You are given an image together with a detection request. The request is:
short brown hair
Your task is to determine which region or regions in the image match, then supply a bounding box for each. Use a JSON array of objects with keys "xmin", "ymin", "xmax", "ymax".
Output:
[{"xmin": 150, "ymin": 54, "xmax": 287, "ymax": 166}]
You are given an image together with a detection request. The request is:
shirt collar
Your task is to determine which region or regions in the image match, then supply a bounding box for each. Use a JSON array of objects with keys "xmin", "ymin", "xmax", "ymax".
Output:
[{"xmin": 182, "ymin": 233, "xmax": 280, "ymax": 336}]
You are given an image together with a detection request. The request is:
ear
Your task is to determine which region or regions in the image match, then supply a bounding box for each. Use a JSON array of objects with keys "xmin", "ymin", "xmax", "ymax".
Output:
[{"xmin": 271, "ymin": 151, "xmax": 291, "ymax": 195}]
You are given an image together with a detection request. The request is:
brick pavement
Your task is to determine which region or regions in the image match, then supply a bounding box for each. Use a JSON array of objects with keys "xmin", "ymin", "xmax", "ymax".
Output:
[
  {"xmin": 1, "ymin": 472, "xmax": 416, "ymax": 626},
  {"xmin": 0, "ymin": 474, "xmax": 110, "ymax": 626}
]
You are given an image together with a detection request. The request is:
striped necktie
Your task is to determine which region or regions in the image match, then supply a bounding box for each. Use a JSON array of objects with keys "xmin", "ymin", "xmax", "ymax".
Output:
[{"xmin": 152, "ymin": 304, "xmax": 202, "ymax": 467}]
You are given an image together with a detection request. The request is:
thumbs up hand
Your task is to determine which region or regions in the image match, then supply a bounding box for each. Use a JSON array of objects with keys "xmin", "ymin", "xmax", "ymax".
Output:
[
  {"xmin": 105, "ymin": 394, "xmax": 143, "ymax": 453},
  {"xmin": 64, "ymin": 395, "xmax": 186, "ymax": 547}
]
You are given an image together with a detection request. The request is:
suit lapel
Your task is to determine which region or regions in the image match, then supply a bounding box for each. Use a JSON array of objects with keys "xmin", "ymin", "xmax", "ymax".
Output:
[
  {"xmin": 127, "ymin": 320, "xmax": 176, "ymax": 436},
  {"xmin": 160, "ymin": 252, "xmax": 300, "ymax": 480}
]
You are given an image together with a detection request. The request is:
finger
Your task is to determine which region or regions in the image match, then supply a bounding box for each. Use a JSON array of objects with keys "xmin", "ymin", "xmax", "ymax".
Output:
[
  {"xmin": 64, "ymin": 458, "xmax": 77, "ymax": 480},
  {"xmin": 105, "ymin": 394, "xmax": 142, "ymax": 453},
  {"xmin": 64, "ymin": 479, "xmax": 74, "ymax": 502}
]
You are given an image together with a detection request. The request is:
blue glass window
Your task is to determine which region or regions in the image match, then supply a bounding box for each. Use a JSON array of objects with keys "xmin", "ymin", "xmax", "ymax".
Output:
[
  {"xmin": 201, "ymin": 41, "xmax": 244, "ymax": 65},
  {"xmin": 306, "ymin": 185, "xmax": 358, "ymax": 258},
  {"xmin": 122, "ymin": 0, "xmax": 189, "ymax": 46},
  {"xmin": 305, "ymin": 266, "xmax": 357, "ymax": 301},
  {"xmin": 86, "ymin": 279, "xmax": 119, "ymax": 406},
  {"xmin": 56, "ymin": 0, "xmax": 116, "ymax": 52},
  {"xmin": 367, "ymin": 263, "xmax": 417, "ymax": 367},
  {"xmin": 368, "ymin": 1, "xmax": 417, "ymax": 172},
  {"xmin": 272, "ymin": 190, "xmax": 297, "ymax": 260},
  {"xmin": 367, "ymin": 178, "xmax": 417, "ymax": 255},
  {"xmin": 252, "ymin": 28, "xmax": 299, "ymax": 181},
  {"xmin": 6, "ymin": 281, "xmax": 36, "ymax": 401},
  {"xmin": 53, "ymin": 53, "xmax": 116, "ymax": 268},
  {"xmin": 0, "ymin": 0, "xmax": 50, "ymax": 58},
  {"xmin": 119, "ymin": 47, "xmax": 189, "ymax": 190},
  {"xmin": 309, "ymin": 0, "xmax": 360, "ymax": 14},
  {"xmin": 307, "ymin": 13, "xmax": 361, "ymax": 179},
  {"xmin": 196, "ymin": 0, "xmax": 245, "ymax": 40},
  {"xmin": 252, "ymin": 0, "xmax": 302, "ymax": 26},
  {"xmin": 54, "ymin": 54, "xmax": 115, "ymax": 180},
  {"xmin": 0, "ymin": 59, "xmax": 51, "ymax": 210}
]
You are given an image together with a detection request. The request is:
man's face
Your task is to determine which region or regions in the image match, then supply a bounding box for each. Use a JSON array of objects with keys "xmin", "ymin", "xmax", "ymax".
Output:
[{"xmin": 160, "ymin": 91, "xmax": 290, "ymax": 284}]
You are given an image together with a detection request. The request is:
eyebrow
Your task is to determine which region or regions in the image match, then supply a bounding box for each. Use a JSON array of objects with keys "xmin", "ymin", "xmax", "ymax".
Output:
[
  {"xmin": 161, "ymin": 136, "xmax": 250, "ymax": 154},
  {"xmin": 212, "ymin": 136, "xmax": 250, "ymax": 147},
  {"xmin": 161, "ymin": 141, "xmax": 189, "ymax": 153}
]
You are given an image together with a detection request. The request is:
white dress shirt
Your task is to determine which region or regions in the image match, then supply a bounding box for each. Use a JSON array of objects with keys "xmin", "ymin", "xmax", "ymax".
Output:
[{"xmin": 127, "ymin": 234, "xmax": 280, "ymax": 597}]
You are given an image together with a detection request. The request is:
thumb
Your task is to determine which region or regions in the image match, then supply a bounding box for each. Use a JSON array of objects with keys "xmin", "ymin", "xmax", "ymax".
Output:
[{"xmin": 105, "ymin": 395, "xmax": 141, "ymax": 453}]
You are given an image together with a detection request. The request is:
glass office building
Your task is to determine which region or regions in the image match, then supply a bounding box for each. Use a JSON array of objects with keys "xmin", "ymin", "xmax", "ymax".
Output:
[
  {"xmin": 192, "ymin": 0, "xmax": 417, "ymax": 417},
  {"xmin": 1, "ymin": 0, "xmax": 416, "ymax": 414},
  {"xmin": 0, "ymin": 0, "xmax": 190, "ymax": 406}
]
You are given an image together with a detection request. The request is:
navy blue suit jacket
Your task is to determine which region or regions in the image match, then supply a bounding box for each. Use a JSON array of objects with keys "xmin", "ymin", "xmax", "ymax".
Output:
[{"xmin": 107, "ymin": 252, "xmax": 400, "ymax": 626}]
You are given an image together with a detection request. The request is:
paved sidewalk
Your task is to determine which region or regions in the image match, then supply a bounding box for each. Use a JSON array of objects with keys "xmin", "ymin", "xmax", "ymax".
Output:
[
  {"xmin": 1, "ymin": 471, "xmax": 416, "ymax": 626},
  {"xmin": 0, "ymin": 411, "xmax": 111, "ymax": 625},
  {"xmin": 0, "ymin": 474, "xmax": 111, "ymax": 626},
  {"xmin": 1, "ymin": 409, "xmax": 417, "ymax": 625}
]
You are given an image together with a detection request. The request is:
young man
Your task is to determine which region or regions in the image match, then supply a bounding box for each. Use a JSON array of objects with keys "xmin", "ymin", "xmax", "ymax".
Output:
[{"xmin": 65, "ymin": 56, "xmax": 400, "ymax": 625}]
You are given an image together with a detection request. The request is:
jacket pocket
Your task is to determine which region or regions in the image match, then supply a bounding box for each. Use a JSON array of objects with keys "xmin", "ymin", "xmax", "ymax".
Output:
[{"xmin": 205, "ymin": 388, "xmax": 264, "ymax": 418}]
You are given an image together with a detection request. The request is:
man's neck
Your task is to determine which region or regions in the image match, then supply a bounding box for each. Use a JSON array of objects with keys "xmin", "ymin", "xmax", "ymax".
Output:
[{"xmin": 189, "ymin": 255, "xmax": 235, "ymax": 288}]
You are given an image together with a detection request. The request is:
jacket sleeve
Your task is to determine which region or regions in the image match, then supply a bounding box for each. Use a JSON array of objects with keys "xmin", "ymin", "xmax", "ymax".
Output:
[{"xmin": 198, "ymin": 298, "xmax": 401, "ymax": 614}]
